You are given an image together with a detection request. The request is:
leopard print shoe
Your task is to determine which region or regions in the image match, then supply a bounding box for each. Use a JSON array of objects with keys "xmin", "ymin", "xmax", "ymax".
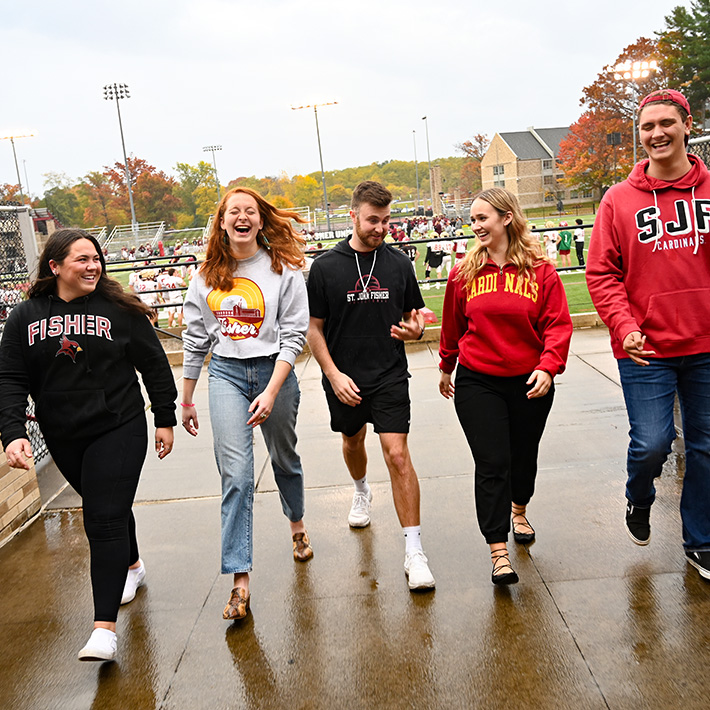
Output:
[
  {"xmin": 223, "ymin": 587, "xmax": 250, "ymax": 620},
  {"xmin": 292, "ymin": 531, "xmax": 314, "ymax": 562}
]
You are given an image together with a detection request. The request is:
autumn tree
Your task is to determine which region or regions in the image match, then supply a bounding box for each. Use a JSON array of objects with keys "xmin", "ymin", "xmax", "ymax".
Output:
[
  {"xmin": 133, "ymin": 171, "xmax": 182, "ymax": 224},
  {"xmin": 41, "ymin": 172, "xmax": 83, "ymax": 226},
  {"xmin": 285, "ymin": 175, "xmax": 322, "ymax": 209},
  {"xmin": 174, "ymin": 161, "xmax": 218, "ymax": 228},
  {"xmin": 102, "ymin": 156, "xmax": 161, "ymax": 223},
  {"xmin": 78, "ymin": 171, "xmax": 115, "ymax": 228},
  {"xmin": 0, "ymin": 184, "xmax": 22, "ymax": 203},
  {"xmin": 658, "ymin": 0, "xmax": 710, "ymax": 122},
  {"xmin": 558, "ymin": 111, "xmax": 632, "ymax": 193},
  {"xmin": 455, "ymin": 133, "xmax": 489, "ymax": 194}
]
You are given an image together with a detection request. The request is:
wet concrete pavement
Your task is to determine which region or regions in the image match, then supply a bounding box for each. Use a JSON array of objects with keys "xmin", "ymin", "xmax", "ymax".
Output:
[{"xmin": 1, "ymin": 327, "xmax": 709, "ymax": 710}]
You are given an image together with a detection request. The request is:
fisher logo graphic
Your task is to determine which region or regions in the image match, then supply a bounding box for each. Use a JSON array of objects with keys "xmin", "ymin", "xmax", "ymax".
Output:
[
  {"xmin": 207, "ymin": 278, "xmax": 265, "ymax": 340},
  {"xmin": 346, "ymin": 276, "xmax": 390, "ymax": 303},
  {"xmin": 56, "ymin": 335, "xmax": 82, "ymax": 362}
]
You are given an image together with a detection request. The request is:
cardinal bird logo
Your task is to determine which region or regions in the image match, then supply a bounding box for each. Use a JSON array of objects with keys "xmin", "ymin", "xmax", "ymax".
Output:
[{"xmin": 56, "ymin": 335, "xmax": 82, "ymax": 362}]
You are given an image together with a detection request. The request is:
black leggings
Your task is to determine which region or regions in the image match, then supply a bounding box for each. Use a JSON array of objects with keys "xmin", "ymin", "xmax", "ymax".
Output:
[
  {"xmin": 45, "ymin": 415, "xmax": 148, "ymax": 622},
  {"xmin": 454, "ymin": 365, "xmax": 554, "ymax": 544}
]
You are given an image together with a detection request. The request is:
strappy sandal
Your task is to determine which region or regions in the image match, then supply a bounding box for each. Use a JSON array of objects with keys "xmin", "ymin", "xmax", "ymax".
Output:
[
  {"xmin": 512, "ymin": 505, "xmax": 535, "ymax": 544},
  {"xmin": 223, "ymin": 587, "xmax": 250, "ymax": 620},
  {"xmin": 491, "ymin": 550, "xmax": 519, "ymax": 585},
  {"xmin": 292, "ymin": 531, "xmax": 314, "ymax": 562}
]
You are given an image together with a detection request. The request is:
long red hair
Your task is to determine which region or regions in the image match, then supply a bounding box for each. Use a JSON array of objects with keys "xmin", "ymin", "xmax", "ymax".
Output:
[{"xmin": 201, "ymin": 187, "xmax": 307, "ymax": 291}]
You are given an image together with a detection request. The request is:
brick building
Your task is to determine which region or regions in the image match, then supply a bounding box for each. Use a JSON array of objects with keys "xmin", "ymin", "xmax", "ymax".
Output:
[{"xmin": 481, "ymin": 126, "xmax": 598, "ymax": 210}]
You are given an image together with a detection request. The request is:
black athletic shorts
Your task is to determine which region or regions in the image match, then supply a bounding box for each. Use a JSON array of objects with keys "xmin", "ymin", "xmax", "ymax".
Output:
[{"xmin": 325, "ymin": 378, "xmax": 411, "ymax": 437}]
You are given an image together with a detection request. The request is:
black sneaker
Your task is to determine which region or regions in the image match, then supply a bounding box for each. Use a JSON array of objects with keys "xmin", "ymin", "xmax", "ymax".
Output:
[
  {"xmin": 685, "ymin": 550, "xmax": 710, "ymax": 580},
  {"xmin": 625, "ymin": 502, "xmax": 651, "ymax": 545}
]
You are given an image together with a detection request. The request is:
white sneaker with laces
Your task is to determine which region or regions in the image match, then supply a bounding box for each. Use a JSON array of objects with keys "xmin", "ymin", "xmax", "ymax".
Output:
[
  {"xmin": 78, "ymin": 628, "xmax": 117, "ymax": 662},
  {"xmin": 121, "ymin": 559, "xmax": 146, "ymax": 605},
  {"xmin": 404, "ymin": 550, "xmax": 436, "ymax": 590},
  {"xmin": 348, "ymin": 490, "xmax": 373, "ymax": 528}
]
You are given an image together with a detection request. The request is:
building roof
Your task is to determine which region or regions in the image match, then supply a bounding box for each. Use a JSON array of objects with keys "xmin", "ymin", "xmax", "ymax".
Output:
[{"xmin": 499, "ymin": 127, "xmax": 570, "ymax": 160}]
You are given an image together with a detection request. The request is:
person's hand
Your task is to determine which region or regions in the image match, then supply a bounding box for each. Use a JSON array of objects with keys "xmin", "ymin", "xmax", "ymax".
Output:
[
  {"xmin": 4, "ymin": 438, "xmax": 33, "ymax": 470},
  {"xmin": 155, "ymin": 427, "xmax": 174, "ymax": 459},
  {"xmin": 329, "ymin": 371, "xmax": 362, "ymax": 407},
  {"xmin": 247, "ymin": 390, "xmax": 276, "ymax": 428},
  {"xmin": 526, "ymin": 370, "xmax": 552, "ymax": 398},
  {"xmin": 182, "ymin": 405, "xmax": 199, "ymax": 437},
  {"xmin": 390, "ymin": 309, "xmax": 423, "ymax": 341},
  {"xmin": 623, "ymin": 331, "xmax": 655, "ymax": 366},
  {"xmin": 439, "ymin": 371, "xmax": 455, "ymax": 399}
]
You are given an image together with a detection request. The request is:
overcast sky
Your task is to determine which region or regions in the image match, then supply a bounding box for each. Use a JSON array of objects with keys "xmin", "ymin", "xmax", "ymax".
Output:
[{"xmin": 1, "ymin": 0, "xmax": 684, "ymax": 199}]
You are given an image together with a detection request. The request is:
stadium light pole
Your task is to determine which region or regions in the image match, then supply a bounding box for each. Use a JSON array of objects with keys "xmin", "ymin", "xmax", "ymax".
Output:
[
  {"xmin": 422, "ymin": 116, "xmax": 434, "ymax": 211},
  {"xmin": 291, "ymin": 101, "xmax": 338, "ymax": 234},
  {"xmin": 612, "ymin": 60, "xmax": 658, "ymax": 165},
  {"xmin": 413, "ymin": 130, "xmax": 420, "ymax": 212},
  {"xmin": 203, "ymin": 145, "xmax": 222, "ymax": 201},
  {"xmin": 103, "ymin": 83, "xmax": 137, "ymax": 230},
  {"xmin": 1, "ymin": 133, "xmax": 34, "ymax": 204}
]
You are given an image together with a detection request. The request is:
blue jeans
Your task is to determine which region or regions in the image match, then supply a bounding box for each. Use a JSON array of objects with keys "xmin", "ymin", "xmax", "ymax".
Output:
[
  {"xmin": 208, "ymin": 354, "xmax": 306, "ymax": 574},
  {"xmin": 618, "ymin": 354, "xmax": 710, "ymax": 550}
]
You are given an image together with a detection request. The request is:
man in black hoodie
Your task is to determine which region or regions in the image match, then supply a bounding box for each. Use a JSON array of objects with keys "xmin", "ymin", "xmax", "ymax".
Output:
[{"xmin": 307, "ymin": 181, "xmax": 435, "ymax": 590}]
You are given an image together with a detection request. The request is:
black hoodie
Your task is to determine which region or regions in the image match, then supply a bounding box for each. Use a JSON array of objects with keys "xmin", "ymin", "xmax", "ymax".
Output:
[{"xmin": 0, "ymin": 292, "xmax": 177, "ymax": 447}]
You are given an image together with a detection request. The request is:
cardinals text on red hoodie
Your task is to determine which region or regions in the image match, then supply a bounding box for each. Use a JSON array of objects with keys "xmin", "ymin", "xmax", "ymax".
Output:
[
  {"xmin": 586, "ymin": 154, "xmax": 710, "ymax": 359},
  {"xmin": 439, "ymin": 260, "xmax": 572, "ymax": 378}
]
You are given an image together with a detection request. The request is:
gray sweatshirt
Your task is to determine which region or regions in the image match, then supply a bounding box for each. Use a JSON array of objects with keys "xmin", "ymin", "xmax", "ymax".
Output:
[{"xmin": 182, "ymin": 248, "xmax": 308, "ymax": 380}]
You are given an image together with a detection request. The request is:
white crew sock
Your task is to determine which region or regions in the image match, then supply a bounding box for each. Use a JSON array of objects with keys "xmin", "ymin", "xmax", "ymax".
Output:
[
  {"xmin": 353, "ymin": 476, "xmax": 370, "ymax": 495},
  {"xmin": 403, "ymin": 526, "xmax": 423, "ymax": 554}
]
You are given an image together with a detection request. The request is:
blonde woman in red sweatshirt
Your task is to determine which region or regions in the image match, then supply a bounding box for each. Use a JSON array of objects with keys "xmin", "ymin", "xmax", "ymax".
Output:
[{"xmin": 438, "ymin": 188, "xmax": 572, "ymax": 585}]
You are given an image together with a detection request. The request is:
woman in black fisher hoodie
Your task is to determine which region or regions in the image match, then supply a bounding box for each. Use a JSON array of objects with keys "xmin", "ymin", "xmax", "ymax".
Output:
[{"xmin": 0, "ymin": 229, "xmax": 177, "ymax": 662}]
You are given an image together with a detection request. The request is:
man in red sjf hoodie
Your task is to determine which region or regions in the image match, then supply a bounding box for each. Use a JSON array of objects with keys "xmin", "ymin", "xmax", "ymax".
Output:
[{"xmin": 587, "ymin": 89, "xmax": 710, "ymax": 580}]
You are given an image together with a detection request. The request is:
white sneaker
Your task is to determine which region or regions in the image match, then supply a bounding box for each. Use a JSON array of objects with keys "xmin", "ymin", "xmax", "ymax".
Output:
[
  {"xmin": 121, "ymin": 559, "xmax": 146, "ymax": 605},
  {"xmin": 404, "ymin": 550, "xmax": 436, "ymax": 590},
  {"xmin": 78, "ymin": 628, "xmax": 117, "ymax": 662},
  {"xmin": 348, "ymin": 490, "xmax": 373, "ymax": 528}
]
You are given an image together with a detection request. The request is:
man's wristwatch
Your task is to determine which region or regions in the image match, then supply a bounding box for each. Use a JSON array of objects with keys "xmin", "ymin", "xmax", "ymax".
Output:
[{"xmin": 417, "ymin": 325, "xmax": 425, "ymax": 340}]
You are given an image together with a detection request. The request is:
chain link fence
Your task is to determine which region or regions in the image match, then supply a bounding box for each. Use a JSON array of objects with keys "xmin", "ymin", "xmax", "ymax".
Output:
[
  {"xmin": 0, "ymin": 205, "xmax": 48, "ymax": 462},
  {"xmin": 689, "ymin": 135, "xmax": 710, "ymax": 166}
]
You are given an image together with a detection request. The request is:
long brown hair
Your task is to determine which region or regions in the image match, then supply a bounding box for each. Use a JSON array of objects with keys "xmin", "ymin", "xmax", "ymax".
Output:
[
  {"xmin": 201, "ymin": 187, "xmax": 307, "ymax": 291},
  {"xmin": 455, "ymin": 188, "xmax": 548, "ymax": 291},
  {"xmin": 29, "ymin": 228, "xmax": 150, "ymax": 316}
]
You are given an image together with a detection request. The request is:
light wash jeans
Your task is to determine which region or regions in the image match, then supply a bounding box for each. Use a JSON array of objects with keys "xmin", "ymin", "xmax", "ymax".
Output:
[
  {"xmin": 208, "ymin": 354, "xmax": 305, "ymax": 574},
  {"xmin": 618, "ymin": 354, "xmax": 710, "ymax": 550}
]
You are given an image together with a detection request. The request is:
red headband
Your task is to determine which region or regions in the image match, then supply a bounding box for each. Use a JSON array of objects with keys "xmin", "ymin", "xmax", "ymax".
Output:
[{"xmin": 639, "ymin": 89, "xmax": 691, "ymax": 114}]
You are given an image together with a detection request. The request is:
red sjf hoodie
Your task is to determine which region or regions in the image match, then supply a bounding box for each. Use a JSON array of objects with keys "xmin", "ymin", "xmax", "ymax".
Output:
[
  {"xmin": 586, "ymin": 154, "xmax": 710, "ymax": 359},
  {"xmin": 439, "ymin": 260, "xmax": 572, "ymax": 378}
]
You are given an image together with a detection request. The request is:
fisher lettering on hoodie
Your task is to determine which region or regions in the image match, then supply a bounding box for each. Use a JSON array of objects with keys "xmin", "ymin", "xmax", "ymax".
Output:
[{"xmin": 27, "ymin": 314, "xmax": 112, "ymax": 346}]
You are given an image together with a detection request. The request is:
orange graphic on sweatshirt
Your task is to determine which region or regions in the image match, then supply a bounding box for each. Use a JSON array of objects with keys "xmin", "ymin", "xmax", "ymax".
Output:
[{"xmin": 206, "ymin": 278, "xmax": 265, "ymax": 340}]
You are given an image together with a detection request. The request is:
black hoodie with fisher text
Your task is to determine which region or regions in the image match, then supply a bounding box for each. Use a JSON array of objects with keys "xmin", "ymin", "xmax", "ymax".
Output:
[{"xmin": 0, "ymin": 292, "xmax": 177, "ymax": 447}]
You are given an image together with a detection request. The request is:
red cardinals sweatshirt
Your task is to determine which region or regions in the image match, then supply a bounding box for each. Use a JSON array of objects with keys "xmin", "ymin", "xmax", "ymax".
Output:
[
  {"xmin": 586, "ymin": 154, "xmax": 710, "ymax": 359},
  {"xmin": 439, "ymin": 260, "xmax": 572, "ymax": 378}
]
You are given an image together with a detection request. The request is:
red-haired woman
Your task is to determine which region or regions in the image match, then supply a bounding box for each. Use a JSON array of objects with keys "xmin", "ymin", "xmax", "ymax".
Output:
[
  {"xmin": 181, "ymin": 188, "xmax": 313, "ymax": 621},
  {"xmin": 438, "ymin": 188, "xmax": 572, "ymax": 585}
]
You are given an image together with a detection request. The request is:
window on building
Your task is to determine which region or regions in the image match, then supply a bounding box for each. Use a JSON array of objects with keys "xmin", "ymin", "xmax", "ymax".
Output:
[
  {"xmin": 544, "ymin": 194, "xmax": 555, "ymax": 202},
  {"xmin": 582, "ymin": 189, "xmax": 593, "ymax": 198},
  {"xmin": 570, "ymin": 190, "xmax": 579, "ymax": 199},
  {"xmin": 557, "ymin": 191, "xmax": 566, "ymax": 200},
  {"xmin": 543, "ymin": 175, "xmax": 554, "ymax": 186},
  {"xmin": 542, "ymin": 159, "xmax": 553, "ymax": 170},
  {"xmin": 492, "ymin": 164, "xmax": 505, "ymax": 176}
]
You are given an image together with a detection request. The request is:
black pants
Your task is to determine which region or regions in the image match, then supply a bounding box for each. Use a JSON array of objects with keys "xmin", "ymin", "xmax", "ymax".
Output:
[
  {"xmin": 45, "ymin": 414, "xmax": 148, "ymax": 622},
  {"xmin": 454, "ymin": 366, "xmax": 554, "ymax": 544},
  {"xmin": 575, "ymin": 241, "xmax": 585, "ymax": 266}
]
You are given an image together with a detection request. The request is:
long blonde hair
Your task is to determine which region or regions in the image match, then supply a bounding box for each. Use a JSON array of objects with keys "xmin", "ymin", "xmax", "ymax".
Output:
[
  {"xmin": 455, "ymin": 187, "xmax": 547, "ymax": 292},
  {"xmin": 201, "ymin": 187, "xmax": 306, "ymax": 291}
]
